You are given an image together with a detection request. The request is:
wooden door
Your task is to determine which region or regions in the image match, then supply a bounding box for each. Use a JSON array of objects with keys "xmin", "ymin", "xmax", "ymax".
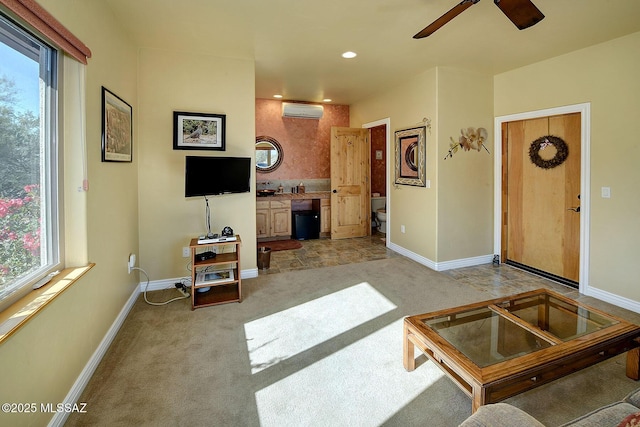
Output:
[
  {"xmin": 503, "ymin": 113, "xmax": 581, "ymax": 284},
  {"xmin": 330, "ymin": 127, "xmax": 370, "ymax": 240}
]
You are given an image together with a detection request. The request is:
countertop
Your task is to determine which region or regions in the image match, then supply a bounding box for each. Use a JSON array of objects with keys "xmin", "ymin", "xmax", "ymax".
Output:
[{"xmin": 257, "ymin": 191, "xmax": 331, "ymax": 200}]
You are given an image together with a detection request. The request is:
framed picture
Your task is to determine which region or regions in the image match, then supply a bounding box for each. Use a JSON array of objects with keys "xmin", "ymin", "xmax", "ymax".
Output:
[
  {"xmin": 195, "ymin": 269, "xmax": 234, "ymax": 286},
  {"xmin": 101, "ymin": 87, "xmax": 133, "ymax": 162},
  {"xmin": 173, "ymin": 111, "xmax": 226, "ymax": 151},
  {"xmin": 395, "ymin": 126, "xmax": 426, "ymax": 187}
]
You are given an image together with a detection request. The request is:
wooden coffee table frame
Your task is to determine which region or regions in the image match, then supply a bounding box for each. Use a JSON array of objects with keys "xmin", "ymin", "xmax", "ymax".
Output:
[{"xmin": 403, "ymin": 289, "xmax": 640, "ymax": 413}]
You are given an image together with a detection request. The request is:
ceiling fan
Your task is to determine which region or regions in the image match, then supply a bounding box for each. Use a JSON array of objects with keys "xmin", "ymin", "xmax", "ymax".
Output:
[{"xmin": 414, "ymin": 0, "xmax": 544, "ymax": 39}]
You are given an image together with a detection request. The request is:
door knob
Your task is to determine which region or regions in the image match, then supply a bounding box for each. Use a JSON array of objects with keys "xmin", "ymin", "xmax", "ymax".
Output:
[
  {"xmin": 332, "ymin": 189, "xmax": 337, "ymax": 193},
  {"xmin": 568, "ymin": 194, "xmax": 580, "ymax": 212}
]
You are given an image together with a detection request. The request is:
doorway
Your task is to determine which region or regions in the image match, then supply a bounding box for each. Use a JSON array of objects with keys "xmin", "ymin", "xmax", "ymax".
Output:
[
  {"xmin": 369, "ymin": 124, "xmax": 387, "ymax": 237},
  {"xmin": 494, "ymin": 104, "xmax": 591, "ymax": 293},
  {"xmin": 363, "ymin": 118, "xmax": 391, "ymax": 240}
]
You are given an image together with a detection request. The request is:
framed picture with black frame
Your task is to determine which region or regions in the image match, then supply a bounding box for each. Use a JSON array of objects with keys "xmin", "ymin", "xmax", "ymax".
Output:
[
  {"xmin": 173, "ymin": 111, "xmax": 226, "ymax": 151},
  {"xmin": 101, "ymin": 86, "xmax": 133, "ymax": 162}
]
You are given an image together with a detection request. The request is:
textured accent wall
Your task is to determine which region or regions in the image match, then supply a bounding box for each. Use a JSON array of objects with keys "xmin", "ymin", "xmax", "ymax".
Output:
[
  {"xmin": 255, "ymin": 99, "xmax": 349, "ymax": 180},
  {"xmin": 370, "ymin": 124, "xmax": 386, "ymax": 196}
]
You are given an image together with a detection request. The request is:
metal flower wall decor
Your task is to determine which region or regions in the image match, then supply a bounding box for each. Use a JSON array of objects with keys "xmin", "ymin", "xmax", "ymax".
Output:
[{"xmin": 444, "ymin": 127, "xmax": 490, "ymax": 160}]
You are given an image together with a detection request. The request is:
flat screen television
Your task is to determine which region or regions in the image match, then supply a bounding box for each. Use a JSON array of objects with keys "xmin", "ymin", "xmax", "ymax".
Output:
[{"xmin": 185, "ymin": 156, "xmax": 251, "ymax": 197}]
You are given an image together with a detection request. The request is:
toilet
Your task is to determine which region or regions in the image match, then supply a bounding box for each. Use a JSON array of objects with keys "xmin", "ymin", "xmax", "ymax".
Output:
[
  {"xmin": 376, "ymin": 209, "xmax": 387, "ymax": 234},
  {"xmin": 371, "ymin": 196, "xmax": 387, "ymax": 234}
]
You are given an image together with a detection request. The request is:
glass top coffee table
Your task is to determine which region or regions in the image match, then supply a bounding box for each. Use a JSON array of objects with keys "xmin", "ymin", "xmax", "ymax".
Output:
[{"xmin": 403, "ymin": 288, "xmax": 640, "ymax": 412}]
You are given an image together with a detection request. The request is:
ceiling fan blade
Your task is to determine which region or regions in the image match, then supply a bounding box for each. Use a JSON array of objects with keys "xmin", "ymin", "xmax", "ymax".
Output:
[
  {"xmin": 413, "ymin": 0, "xmax": 480, "ymax": 39},
  {"xmin": 493, "ymin": 0, "xmax": 544, "ymax": 30}
]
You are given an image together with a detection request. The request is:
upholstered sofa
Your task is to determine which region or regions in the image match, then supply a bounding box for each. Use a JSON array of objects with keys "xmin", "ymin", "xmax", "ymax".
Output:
[{"xmin": 459, "ymin": 387, "xmax": 640, "ymax": 427}]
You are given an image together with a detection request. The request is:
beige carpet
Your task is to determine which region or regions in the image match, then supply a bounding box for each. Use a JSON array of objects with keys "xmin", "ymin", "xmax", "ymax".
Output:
[{"xmin": 66, "ymin": 257, "xmax": 640, "ymax": 426}]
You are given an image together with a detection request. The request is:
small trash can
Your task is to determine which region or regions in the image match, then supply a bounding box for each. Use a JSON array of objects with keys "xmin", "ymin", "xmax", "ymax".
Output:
[{"xmin": 257, "ymin": 247, "xmax": 271, "ymax": 270}]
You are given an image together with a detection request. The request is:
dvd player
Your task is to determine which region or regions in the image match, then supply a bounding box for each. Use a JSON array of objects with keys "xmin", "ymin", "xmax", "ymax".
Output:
[{"xmin": 197, "ymin": 235, "xmax": 237, "ymax": 244}]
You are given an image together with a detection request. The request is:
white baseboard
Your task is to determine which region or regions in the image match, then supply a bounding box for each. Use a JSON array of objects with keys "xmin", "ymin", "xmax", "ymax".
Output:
[
  {"xmin": 584, "ymin": 285, "xmax": 640, "ymax": 314},
  {"xmin": 138, "ymin": 268, "xmax": 258, "ymax": 293},
  {"xmin": 389, "ymin": 241, "xmax": 640, "ymax": 314},
  {"xmin": 387, "ymin": 242, "xmax": 492, "ymax": 272},
  {"xmin": 50, "ymin": 267, "xmax": 258, "ymax": 426},
  {"xmin": 435, "ymin": 254, "xmax": 495, "ymax": 271},
  {"xmin": 139, "ymin": 277, "xmax": 187, "ymax": 292},
  {"xmin": 48, "ymin": 285, "xmax": 139, "ymax": 427},
  {"xmin": 388, "ymin": 242, "xmax": 436, "ymax": 270},
  {"xmin": 243, "ymin": 268, "xmax": 259, "ymax": 279}
]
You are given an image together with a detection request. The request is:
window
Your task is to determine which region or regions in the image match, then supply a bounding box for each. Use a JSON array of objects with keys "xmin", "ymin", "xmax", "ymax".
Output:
[{"xmin": 0, "ymin": 13, "xmax": 60, "ymax": 310}]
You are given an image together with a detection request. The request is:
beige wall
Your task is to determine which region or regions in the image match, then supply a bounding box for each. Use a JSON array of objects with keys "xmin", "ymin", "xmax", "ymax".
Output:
[
  {"xmin": 495, "ymin": 32, "xmax": 640, "ymax": 303},
  {"xmin": 437, "ymin": 68, "xmax": 494, "ymax": 262},
  {"xmin": 351, "ymin": 68, "xmax": 439, "ymax": 260},
  {"xmin": 350, "ymin": 67, "xmax": 494, "ymax": 264},
  {"xmin": 137, "ymin": 49, "xmax": 256, "ymax": 278},
  {"xmin": 0, "ymin": 1, "xmax": 139, "ymax": 426}
]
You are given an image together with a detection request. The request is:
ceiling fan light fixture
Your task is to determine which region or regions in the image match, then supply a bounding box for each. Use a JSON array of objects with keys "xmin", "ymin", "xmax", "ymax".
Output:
[
  {"xmin": 414, "ymin": 0, "xmax": 543, "ymax": 39},
  {"xmin": 413, "ymin": 0, "xmax": 478, "ymax": 39},
  {"xmin": 494, "ymin": 0, "xmax": 545, "ymax": 30},
  {"xmin": 341, "ymin": 51, "xmax": 357, "ymax": 59}
]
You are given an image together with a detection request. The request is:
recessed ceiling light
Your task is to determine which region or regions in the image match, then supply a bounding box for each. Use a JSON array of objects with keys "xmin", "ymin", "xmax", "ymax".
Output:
[
  {"xmin": 273, "ymin": 94, "xmax": 283, "ymax": 98},
  {"xmin": 323, "ymin": 99, "xmax": 332, "ymax": 103},
  {"xmin": 341, "ymin": 51, "xmax": 357, "ymax": 59}
]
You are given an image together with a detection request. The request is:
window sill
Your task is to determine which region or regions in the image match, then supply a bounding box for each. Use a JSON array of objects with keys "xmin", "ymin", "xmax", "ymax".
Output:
[{"xmin": 0, "ymin": 264, "xmax": 95, "ymax": 345}]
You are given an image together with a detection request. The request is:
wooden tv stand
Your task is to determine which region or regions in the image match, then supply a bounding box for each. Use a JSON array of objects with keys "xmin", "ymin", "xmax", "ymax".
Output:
[{"xmin": 189, "ymin": 235, "xmax": 241, "ymax": 309}]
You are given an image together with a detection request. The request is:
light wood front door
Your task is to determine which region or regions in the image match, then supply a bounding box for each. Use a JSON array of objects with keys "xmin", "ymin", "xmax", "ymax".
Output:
[
  {"xmin": 502, "ymin": 113, "xmax": 581, "ymax": 284},
  {"xmin": 330, "ymin": 127, "xmax": 370, "ymax": 240}
]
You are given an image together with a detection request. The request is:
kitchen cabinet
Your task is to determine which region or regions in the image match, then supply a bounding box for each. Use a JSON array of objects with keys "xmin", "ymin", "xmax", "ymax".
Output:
[
  {"xmin": 270, "ymin": 200, "xmax": 291, "ymax": 236},
  {"xmin": 320, "ymin": 198, "xmax": 331, "ymax": 235},
  {"xmin": 256, "ymin": 194, "xmax": 331, "ymax": 240},
  {"xmin": 256, "ymin": 201, "xmax": 270, "ymax": 238},
  {"xmin": 256, "ymin": 199, "xmax": 291, "ymax": 238}
]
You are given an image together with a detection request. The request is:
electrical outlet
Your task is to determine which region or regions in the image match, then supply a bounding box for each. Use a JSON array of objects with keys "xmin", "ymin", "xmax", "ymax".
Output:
[
  {"xmin": 401, "ymin": 225, "xmax": 406, "ymax": 233},
  {"xmin": 127, "ymin": 253, "xmax": 136, "ymax": 274},
  {"xmin": 182, "ymin": 247, "xmax": 190, "ymax": 257}
]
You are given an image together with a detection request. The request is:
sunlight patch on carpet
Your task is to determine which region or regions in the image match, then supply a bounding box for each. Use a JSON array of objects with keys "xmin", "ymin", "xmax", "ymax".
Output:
[
  {"xmin": 244, "ymin": 282, "xmax": 396, "ymax": 374},
  {"xmin": 254, "ymin": 318, "xmax": 444, "ymax": 426}
]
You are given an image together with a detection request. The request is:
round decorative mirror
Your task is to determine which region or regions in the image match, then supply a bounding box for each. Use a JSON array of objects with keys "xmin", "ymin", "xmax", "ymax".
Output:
[
  {"xmin": 405, "ymin": 142, "xmax": 418, "ymax": 171},
  {"xmin": 256, "ymin": 135, "xmax": 283, "ymax": 172}
]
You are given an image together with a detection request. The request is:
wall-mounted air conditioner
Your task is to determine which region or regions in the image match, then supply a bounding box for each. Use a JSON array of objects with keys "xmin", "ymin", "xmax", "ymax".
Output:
[{"xmin": 282, "ymin": 102, "xmax": 324, "ymax": 119}]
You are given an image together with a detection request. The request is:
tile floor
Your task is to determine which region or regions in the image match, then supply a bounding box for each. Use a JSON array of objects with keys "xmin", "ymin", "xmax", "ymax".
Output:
[
  {"xmin": 257, "ymin": 234, "xmax": 576, "ymax": 295},
  {"xmin": 258, "ymin": 233, "xmax": 399, "ymax": 274}
]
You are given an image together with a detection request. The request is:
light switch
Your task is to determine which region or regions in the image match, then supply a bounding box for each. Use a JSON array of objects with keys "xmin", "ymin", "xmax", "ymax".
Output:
[{"xmin": 601, "ymin": 187, "xmax": 611, "ymax": 198}]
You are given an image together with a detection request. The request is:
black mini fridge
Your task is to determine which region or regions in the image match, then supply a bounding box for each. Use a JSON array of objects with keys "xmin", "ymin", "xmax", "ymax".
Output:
[{"xmin": 292, "ymin": 210, "xmax": 320, "ymax": 240}]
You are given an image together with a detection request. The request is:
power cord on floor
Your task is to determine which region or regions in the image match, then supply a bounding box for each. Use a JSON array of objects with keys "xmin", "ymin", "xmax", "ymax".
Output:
[{"xmin": 132, "ymin": 267, "xmax": 190, "ymax": 306}]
